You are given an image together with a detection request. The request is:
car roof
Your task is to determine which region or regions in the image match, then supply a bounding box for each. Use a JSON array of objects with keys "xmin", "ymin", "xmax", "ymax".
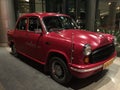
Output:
[{"xmin": 19, "ymin": 12, "xmax": 69, "ymax": 18}]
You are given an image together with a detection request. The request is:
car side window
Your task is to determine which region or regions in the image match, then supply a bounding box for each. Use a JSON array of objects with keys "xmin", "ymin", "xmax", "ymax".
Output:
[
  {"xmin": 16, "ymin": 18, "xmax": 27, "ymax": 30},
  {"xmin": 43, "ymin": 16, "xmax": 62, "ymax": 31},
  {"xmin": 28, "ymin": 17, "xmax": 42, "ymax": 32}
]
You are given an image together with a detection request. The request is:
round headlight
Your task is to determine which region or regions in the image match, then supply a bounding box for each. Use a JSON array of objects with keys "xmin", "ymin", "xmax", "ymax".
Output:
[{"xmin": 84, "ymin": 44, "xmax": 92, "ymax": 56}]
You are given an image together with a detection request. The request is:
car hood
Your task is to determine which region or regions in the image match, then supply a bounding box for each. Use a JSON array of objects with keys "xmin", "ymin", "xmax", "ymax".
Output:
[{"xmin": 52, "ymin": 29, "xmax": 113, "ymax": 50}]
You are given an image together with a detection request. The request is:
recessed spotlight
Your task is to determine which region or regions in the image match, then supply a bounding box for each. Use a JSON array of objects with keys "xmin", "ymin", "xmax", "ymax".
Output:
[
  {"xmin": 108, "ymin": 2, "xmax": 111, "ymax": 5},
  {"xmin": 25, "ymin": 0, "xmax": 29, "ymax": 2},
  {"xmin": 116, "ymin": 7, "xmax": 120, "ymax": 10}
]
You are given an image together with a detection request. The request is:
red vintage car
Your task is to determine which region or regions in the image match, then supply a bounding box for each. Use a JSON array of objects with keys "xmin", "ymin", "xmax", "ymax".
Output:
[{"xmin": 7, "ymin": 13, "xmax": 117, "ymax": 84}]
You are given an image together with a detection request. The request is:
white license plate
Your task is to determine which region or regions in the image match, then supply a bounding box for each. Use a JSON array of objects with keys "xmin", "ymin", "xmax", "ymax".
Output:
[{"xmin": 103, "ymin": 58, "xmax": 115, "ymax": 69}]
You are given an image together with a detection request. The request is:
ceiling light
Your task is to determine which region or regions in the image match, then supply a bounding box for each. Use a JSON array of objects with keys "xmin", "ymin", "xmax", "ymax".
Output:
[
  {"xmin": 108, "ymin": 2, "xmax": 111, "ymax": 5},
  {"xmin": 116, "ymin": 7, "xmax": 120, "ymax": 10},
  {"xmin": 25, "ymin": 0, "xmax": 29, "ymax": 2}
]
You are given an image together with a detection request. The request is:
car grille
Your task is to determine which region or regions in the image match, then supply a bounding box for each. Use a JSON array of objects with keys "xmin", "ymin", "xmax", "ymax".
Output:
[{"xmin": 89, "ymin": 43, "xmax": 115, "ymax": 64}]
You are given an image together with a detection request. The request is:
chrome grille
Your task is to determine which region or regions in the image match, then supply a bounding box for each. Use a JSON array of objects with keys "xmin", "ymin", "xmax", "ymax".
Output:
[{"xmin": 89, "ymin": 44, "xmax": 115, "ymax": 63}]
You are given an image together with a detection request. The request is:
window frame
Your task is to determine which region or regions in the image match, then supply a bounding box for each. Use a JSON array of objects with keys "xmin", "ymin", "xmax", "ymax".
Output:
[
  {"xmin": 28, "ymin": 16, "xmax": 43, "ymax": 32},
  {"xmin": 16, "ymin": 17, "xmax": 28, "ymax": 31}
]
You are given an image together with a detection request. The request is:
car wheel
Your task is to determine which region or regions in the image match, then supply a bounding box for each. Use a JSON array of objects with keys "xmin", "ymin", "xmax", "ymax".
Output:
[
  {"xmin": 11, "ymin": 44, "xmax": 18, "ymax": 57},
  {"xmin": 50, "ymin": 57, "xmax": 72, "ymax": 84}
]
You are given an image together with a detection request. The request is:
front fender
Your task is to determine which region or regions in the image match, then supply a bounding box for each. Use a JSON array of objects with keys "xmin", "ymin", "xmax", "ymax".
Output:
[{"xmin": 47, "ymin": 49, "xmax": 71, "ymax": 65}]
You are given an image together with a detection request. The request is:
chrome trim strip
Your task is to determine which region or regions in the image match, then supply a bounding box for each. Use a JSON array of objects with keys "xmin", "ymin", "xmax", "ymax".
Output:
[{"xmin": 70, "ymin": 65, "xmax": 103, "ymax": 73}]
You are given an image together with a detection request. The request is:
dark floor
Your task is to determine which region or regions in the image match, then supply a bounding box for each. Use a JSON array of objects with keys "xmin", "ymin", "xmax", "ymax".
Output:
[{"xmin": 0, "ymin": 47, "xmax": 120, "ymax": 90}]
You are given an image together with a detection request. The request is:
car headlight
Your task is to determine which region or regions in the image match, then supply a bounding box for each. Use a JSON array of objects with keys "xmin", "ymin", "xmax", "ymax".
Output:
[
  {"xmin": 84, "ymin": 44, "xmax": 92, "ymax": 56},
  {"xmin": 113, "ymin": 36, "xmax": 117, "ymax": 45}
]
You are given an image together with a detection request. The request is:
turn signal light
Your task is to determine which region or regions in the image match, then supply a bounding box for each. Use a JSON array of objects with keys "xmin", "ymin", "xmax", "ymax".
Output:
[{"xmin": 84, "ymin": 57, "xmax": 89, "ymax": 64}]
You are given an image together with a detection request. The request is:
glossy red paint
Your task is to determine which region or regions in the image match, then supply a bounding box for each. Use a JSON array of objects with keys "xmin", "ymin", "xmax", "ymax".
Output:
[{"xmin": 7, "ymin": 13, "xmax": 117, "ymax": 81}]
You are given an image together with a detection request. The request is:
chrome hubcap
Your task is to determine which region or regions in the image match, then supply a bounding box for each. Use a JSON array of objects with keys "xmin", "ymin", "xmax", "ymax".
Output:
[
  {"xmin": 52, "ymin": 61, "xmax": 64, "ymax": 79},
  {"xmin": 54, "ymin": 64, "xmax": 62, "ymax": 76}
]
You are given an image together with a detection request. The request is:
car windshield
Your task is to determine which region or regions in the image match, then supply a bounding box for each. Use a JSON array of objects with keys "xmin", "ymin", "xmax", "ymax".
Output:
[{"xmin": 43, "ymin": 16, "xmax": 78, "ymax": 32}]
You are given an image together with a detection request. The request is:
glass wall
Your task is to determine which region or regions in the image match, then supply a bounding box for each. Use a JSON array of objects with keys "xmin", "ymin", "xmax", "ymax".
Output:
[
  {"xmin": 45, "ymin": 0, "xmax": 86, "ymax": 29},
  {"xmin": 96, "ymin": 0, "xmax": 120, "ymax": 30},
  {"xmin": 14, "ymin": 0, "xmax": 45, "ymax": 19},
  {"xmin": 14, "ymin": 0, "xmax": 87, "ymax": 29},
  {"xmin": 67, "ymin": 0, "xmax": 76, "ymax": 19},
  {"xmin": 75, "ymin": 0, "xmax": 86, "ymax": 29},
  {"xmin": 35, "ymin": 0, "xmax": 45, "ymax": 12},
  {"xmin": 45, "ymin": 0, "xmax": 64, "ymax": 13}
]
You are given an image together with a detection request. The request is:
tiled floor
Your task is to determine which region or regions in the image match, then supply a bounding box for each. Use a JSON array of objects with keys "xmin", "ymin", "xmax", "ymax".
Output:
[
  {"xmin": 0, "ymin": 47, "xmax": 120, "ymax": 90},
  {"xmin": 81, "ymin": 57, "xmax": 120, "ymax": 90}
]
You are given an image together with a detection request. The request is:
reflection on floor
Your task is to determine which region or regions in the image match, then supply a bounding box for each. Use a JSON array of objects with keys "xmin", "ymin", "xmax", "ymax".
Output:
[{"xmin": 67, "ymin": 57, "xmax": 120, "ymax": 90}]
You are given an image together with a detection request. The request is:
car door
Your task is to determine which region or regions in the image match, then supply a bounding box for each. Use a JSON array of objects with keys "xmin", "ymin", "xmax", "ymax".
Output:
[
  {"xmin": 14, "ymin": 17, "xmax": 28, "ymax": 53},
  {"xmin": 25, "ymin": 16, "xmax": 44, "ymax": 62}
]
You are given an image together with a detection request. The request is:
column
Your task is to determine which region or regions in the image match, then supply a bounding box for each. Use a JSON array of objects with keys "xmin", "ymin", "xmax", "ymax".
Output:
[
  {"xmin": 0, "ymin": 0, "xmax": 15, "ymax": 46},
  {"xmin": 86, "ymin": 0, "xmax": 96, "ymax": 31}
]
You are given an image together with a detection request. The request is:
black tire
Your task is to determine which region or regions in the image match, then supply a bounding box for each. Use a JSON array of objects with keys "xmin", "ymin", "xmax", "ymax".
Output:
[
  {"xmin": 11, "ymin": 44, "xmax": 18, "ymax": 57},
  {"xmin": 49, "ymin": 57, "xmax": 72, "ymax": 85}
]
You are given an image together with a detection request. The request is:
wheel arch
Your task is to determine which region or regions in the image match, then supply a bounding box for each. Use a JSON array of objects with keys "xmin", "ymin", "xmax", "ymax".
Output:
[{"xmin": 45, "ymin": 50, "xmax": 70, "ymax": 72}]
